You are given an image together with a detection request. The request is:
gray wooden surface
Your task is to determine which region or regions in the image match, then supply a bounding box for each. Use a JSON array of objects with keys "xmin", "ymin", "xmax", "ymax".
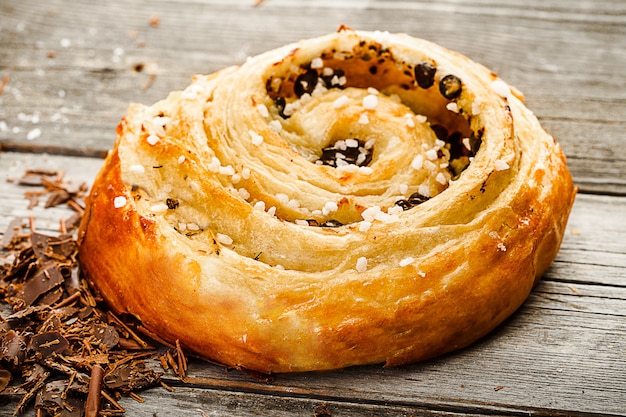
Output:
[{"xmin": 1, "ymin": 0, "xmax": 625, "ymax": 416}]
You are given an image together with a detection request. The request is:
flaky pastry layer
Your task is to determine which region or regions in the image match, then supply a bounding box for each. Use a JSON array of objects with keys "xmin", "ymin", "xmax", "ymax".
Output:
[{"xmin": 78, "ymin": 29, "xmax": 576, "ymax": 373}]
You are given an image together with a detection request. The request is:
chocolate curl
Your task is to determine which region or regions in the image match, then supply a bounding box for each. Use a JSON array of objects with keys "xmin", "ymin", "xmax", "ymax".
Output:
[{"xmin": 85, "ymin": 364, "xmax": 104, "ymax": 417}]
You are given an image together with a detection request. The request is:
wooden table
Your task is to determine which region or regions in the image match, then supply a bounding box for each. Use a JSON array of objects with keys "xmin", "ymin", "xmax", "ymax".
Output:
[{"xmin": 1, "ymin": 1, "xmax": 625, "ymax": 415}]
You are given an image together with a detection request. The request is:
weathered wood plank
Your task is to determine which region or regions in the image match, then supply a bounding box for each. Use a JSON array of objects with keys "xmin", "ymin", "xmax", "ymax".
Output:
[
  {"xmin": 160, "ymin": 294, "xmax": 625, "ymax": 416},
  {"xmin": 0, "ymin": 152, "xmax": 101, "ymax": 234},
  {"xmin": 1, "ymin": 0, "xmax": 625, "ymax": 194},
  {"xmin": 8, "ymin": 384, "xmax": 528, "ymax": 417},
  {"xmin": 1, "ymin": 152, "xmax": 625, "ymax": 416},
  {"xmin": 547, "ymin": 194, "xmax": 626, "ymax": 288},
  {"xmin": 2, "ymin": 1, "xmax": 625, "ymax": 414}
]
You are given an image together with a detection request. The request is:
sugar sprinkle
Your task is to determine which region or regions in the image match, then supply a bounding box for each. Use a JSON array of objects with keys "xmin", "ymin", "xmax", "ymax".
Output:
[
  {"xmin": 362, "ymin": 94, "xmax": 379, "ymax": 110},
  {"xmin": 494, "ymin": 159, "xmax": 510, "ymax": 171},
  {"xmin": 356, "ymin": 257, "xmax": 368, "ymax": 273},
  {"xmin": 113, "ymin": 196, "xmax": 127, "ymax": 209},
  {"xmin": 249, "ymin": 130, "xmax": 264, "ymax": 145},
  {"xmin": 216, "ymin": 233, "xmax": 234, "ymax": 245},
  {"xmin": 490, "ymin": 80, "xmax": 511, "ymax": 98},
  {"xmin": 146, "ymin": 134, "xmax": 159, "ymax": 146},
  {"xmin": 333, "ymin": 95, "xmax": 350, "ymax": 108}
]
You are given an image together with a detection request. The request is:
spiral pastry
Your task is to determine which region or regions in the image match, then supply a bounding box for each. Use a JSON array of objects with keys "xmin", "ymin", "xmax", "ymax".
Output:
[{"xmin": 78, "ymin": 29, "xmax": 576, "ymax": 373}]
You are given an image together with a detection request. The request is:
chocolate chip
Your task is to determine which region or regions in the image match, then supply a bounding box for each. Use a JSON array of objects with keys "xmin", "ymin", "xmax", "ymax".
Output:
[
  {"xmin": 0, "ymin": 225, "xmax": 167, "ymax": 416},
  {"xmin": 430, "ymin": 124, "xmax": 449, "ymax": 142},
  {"xmin": 274, "ymin": 96, "xmax": 288, "ymax": 118},
  {"xmin": 318, "ymin": 148, "xmax": 339, "ymax": 167},
  {"xmin": 30, "ymin": 232, "xmax": 76, "ymax": 262},
  {"xmin": 415, "ymin": 62, "xmax": 436, "ymax": 89},
  {"xmin": 294, "ymin": 68, "xmax": 318, "ymax": 97},
  {"xmin": 439, "ymin": 74, "xmax": 462, "ymax": 100},
  {"xmin": 318, "ymin": 139, "xmax": 372, "ymax": 168},
  {"xmin": 408, "ymin": 192, "xmax": 430, "ymax": 206},
  {"xmin": 394, "ymin": 199, "xmax": 412, "ymax": 211},
  {"xmin": 446, "ymin": 131, "xmax": 464, "ymax": 161},
  {"xmin": 369, "ymin": 65, "xmax": 378, "ymax": 75},
  {"xmin": 470, "ymin": 130, "xmax": 483, "ymax": 155},
  {"xmin": 320, "ymin": 219, "xmax": 344, "ymax": 227},
  {"xmin": 166, "ymin": 198, "xmax": 179, "ymax": 209},
  {"xmin": 321, "ymin": 69, "xmax": 345, "ymax": 89},
  {"xmin": 395, "ymin": 193, "xmax": 430, "ymax": 211}
]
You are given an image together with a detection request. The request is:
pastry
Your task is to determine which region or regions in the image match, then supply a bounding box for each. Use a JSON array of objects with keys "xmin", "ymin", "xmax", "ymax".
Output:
[{"xmin": 78, "ymin": 28, "xmax": 576, "ymax": 373}]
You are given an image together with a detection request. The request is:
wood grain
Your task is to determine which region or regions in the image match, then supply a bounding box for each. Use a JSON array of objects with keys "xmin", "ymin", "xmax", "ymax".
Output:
[
  {"xmin": 1, "ymin": 0, "xmax": 625, "ymax": 194},
  {"xmin": 1, "ymin": 0, "xmax": 625, "ymax": 415},
  {"xmin": 1, "ymin": 152, "xmax": 624, "ymax": 416}
]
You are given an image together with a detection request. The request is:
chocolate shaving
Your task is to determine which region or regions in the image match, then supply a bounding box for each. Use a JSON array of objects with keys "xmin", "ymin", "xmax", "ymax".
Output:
[
  {"xmin": 1, "ymin": 218, "xmax": 24, "ymax": 249},
  {"xmin": 0, "ymin": 169, "xmax": 214, "ymax": 415},
  {"xmin": 15, "ymin": 170, "xmax": 87, "ymax": 228},
  {"xmin": 34, "ymin": 379, "xmax": 83, "ymax": 416},
  {"xmin": 18, "ymin": 171, "xmax": 57, "ymax": 187},
  {"xmin": 29, "ymin": 331, "xmax": 70, "ymax": 358},
  {"xmin": 0, "ymin": 368, "xmax": 11, "ymax": 391},
  {"xmin": 0, "ymin": 330, "xmax": 28, "ymax": 366},
  {"xmin": 314, "ymin": 402, "xmax": 333, "ymax": 417},
  {"xmin": 20, "ymin": 261, "xmax": 64, "ymax": 306},
  {"xmin": 0, "ymin": 227, "xmax": 167, "ymax": 415},
  {"xmin": 15, "ymin": 370, "xmax": 50, "ymax": 414},
  {"xmin": 104, "ymin": 360, "xmax": 161, "ymax": 393},
  {"xmin": 85, "ymin": 365, "xmax": 103, "ymax": 417},
  {"xmin": 45, "ymin": 189, "xmax": 72, "ymax": 209},
  {"xmin": 37, "ymin": 287, "xmax": 64, "ymax": 306},
  {"xmin": 92, "ymin": 324, "xmax": 120, "ymax": 350}
]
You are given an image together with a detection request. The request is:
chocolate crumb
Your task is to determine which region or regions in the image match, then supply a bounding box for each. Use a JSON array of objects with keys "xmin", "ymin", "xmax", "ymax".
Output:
[
  {"xmin": 294, "ymin": 68, "xmax": 318, "ymax": 97},
  {"xmin": 148, "ymin": 16, "xmax": 160, "ymax": 27},
  {"xmin": 166, "ymin": 198, "xmax": 179, "ymax": 210},
  {"xmin": 314, "ymin": 402, "xmax": 333, "ymax": 417},
  {"xmin": 0, "ymin": 74, "xmax": 9, "ymax": 95}
]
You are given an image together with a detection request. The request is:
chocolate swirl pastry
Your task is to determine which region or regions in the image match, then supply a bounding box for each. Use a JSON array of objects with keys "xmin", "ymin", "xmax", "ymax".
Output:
[{"xmin": 78, "ymin": 29, "xmax": 576, "ymax": 373}]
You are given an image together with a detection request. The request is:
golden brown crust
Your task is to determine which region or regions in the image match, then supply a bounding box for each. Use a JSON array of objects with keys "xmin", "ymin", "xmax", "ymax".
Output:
[{"xmin": 78, "ymin": 30, "xmax": 576, "ymax": 373}]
